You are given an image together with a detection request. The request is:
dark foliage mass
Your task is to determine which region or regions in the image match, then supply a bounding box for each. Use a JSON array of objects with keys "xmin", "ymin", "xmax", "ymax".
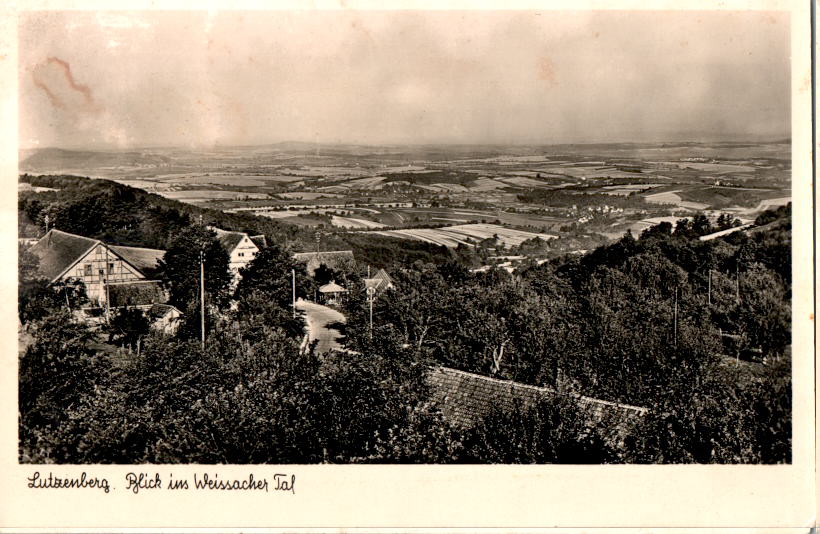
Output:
[
  {"xmin": 340, "ymin": 204, "xmax": 793, "ymax": 463},
  {"xmin": 18, "ymin": 174, "xmax": 456, "ymax": 268},
  {"xmin": 17, "ymin": 174, "xmax": 792, "ymax": 464}
]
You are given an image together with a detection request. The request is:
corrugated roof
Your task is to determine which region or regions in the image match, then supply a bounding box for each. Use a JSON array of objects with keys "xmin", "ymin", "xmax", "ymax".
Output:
[
  {"xmin": 108, "ymin": 245, "xmax": 164, "ymax": 275},
  {"xmin": 426, "ymin": 366, "xmax": 647, "ymax": 429},
  {"xmin": 373, "ymin": 268, "xmax": 393, "ymax": 285},
  {"xmin": 29, "ymin": 229, "xmax": 99, "ymax": 282}
]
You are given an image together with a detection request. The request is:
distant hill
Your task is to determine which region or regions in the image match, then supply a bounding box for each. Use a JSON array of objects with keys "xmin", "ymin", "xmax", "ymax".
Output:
[{"xmin": 20, "ymin": 148, "xmax": 171, "ymax": 171}]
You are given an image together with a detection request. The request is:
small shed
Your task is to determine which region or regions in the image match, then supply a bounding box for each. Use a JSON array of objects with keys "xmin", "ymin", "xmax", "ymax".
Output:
[
  {"xmin": 318, "ymin": 281, "xmax": 348, "ymax": 305},
  {"xmin": 147, "ymin": 304, "xmax": 183, "ymax": 335}
]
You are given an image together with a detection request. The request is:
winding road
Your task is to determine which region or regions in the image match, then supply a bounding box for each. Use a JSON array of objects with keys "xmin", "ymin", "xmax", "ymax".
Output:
[{"xmin": 295, "ymin": 298, "xmax": 346, "ymax": 354}]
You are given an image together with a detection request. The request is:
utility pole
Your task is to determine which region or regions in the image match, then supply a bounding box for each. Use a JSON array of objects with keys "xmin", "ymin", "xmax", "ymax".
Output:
[
  {"xmin": 199, "ymin": 213, "xmax": 206, "ymax": 349},
  {"xmin": 673, "ymin": 287, "xmax": 678, "ymax": 347},
  {"xmin": 200, "ymin": 249, "xmax": 206, "ymax": 349},
  {"xmin": 735, "ymin": 261, "xmax": 740, "ymax": 304},
  {"xmin": 292, "ymin": 268, "xmax": 296, "ymax": 318},
  {"xmin": 707, "ymin": 269, "xmax": 712, "ymax": 306},
  {"xmin": 104, "ymin": 247, "xmax": 111, "ymax": 323},
  {"xmin": 366, "ymin": 286, "xmax": 375, "ymax": 339}
]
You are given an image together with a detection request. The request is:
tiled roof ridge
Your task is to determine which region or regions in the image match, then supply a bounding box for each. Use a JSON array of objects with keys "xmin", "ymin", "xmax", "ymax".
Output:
[
  {"xmin": 430, "ymin": 366, "xmax": 648, "ymax": 415},
  {"xmin": 47, "ymin": 228, "xmax": 98, "ymax": 242},
  {"xmin": 294, "ymin": 250, "xmax": 354, "ymax": 256},
  {"xmin": 109, "ymin": 244, "xmax": 165, "ymax": 253}
]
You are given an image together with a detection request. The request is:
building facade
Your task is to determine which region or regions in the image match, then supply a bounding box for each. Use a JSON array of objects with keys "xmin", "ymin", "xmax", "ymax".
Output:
[
  {"xmin": 212, "ymin": 228, "xmax": 266, "ymax": 285},
  {"xmin": 29, "ymin": 229, "xmax": 165, "ymax": 308}
]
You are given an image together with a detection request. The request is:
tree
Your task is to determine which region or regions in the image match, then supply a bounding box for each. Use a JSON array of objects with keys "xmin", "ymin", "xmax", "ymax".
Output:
[
  {"xmin": 234, "ymin": 244, "xmax": 314, "ymax": 311},
  {"xmin": 156, "ymin": 226, "xmax": 232, "ymax": 310},
  {"xmin": 461, "ymin": 396, "xmax": 619, "ymax": 463},
  {"xmin": 692, "ymin": 214, "xmax": 713, "ymax": 236},
  {"xmin": 735, "ymin": 262, "xmax": 791, "ymax": 357},
  {"xmin": 313, "ymin": 263, "xmax": 339, "ymax": 287},
  {"xmin": 19, "ymin": 244, "xmax": 58, "ymax": 324},
  {"xmin": 106, "ymin": 307, "xmax": 151, "ymax": 350},
  {"xmin": 19, "ymin": 310, "xmax": 108, "ymax": 462}
]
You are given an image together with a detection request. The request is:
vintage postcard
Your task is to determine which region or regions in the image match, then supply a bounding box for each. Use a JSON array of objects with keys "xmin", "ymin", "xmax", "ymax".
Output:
[{"xmin": 0, "ymin": 0, "xmax": 814, "ymax": 530}]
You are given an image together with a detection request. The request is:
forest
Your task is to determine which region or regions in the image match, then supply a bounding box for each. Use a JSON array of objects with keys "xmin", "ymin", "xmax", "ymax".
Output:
[
  {"xmin": 18, "ymin": 175, "xmax": 792, "ymax": 463},
  {"xmin": 18, "ymin": 174, "xmax": 463, "ymax": 269}
]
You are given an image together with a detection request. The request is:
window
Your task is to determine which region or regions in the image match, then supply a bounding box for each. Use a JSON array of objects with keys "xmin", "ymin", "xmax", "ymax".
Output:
[
  {"xmin": 108, "ymin": 263, "xmax": 115, "ymax": 272},
  {"xmin": 84, "ymin": 264, "xmax": 92, "ymax": 276},
  {"xmin": 238, "ymin": 252, "xmax": 245, "ymax": 257}
]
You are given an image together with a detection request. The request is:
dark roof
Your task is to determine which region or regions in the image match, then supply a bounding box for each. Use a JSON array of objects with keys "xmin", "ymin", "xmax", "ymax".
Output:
[
  {"xmin": 293, "ymin": 250, "xmax": 356, "ymax": 275},
  {"xmin": 249, "ymin": 235, "xmax": 267, "ymax": 248},
  {"xmin": 426, "ymin": 366, "xmax": 647, "ymax": 429},
  {"xmin": 293, "ymin": 250, "xmax": 355, "ymax": 262},
  {"xmin": 108, "ymin": 245, "xmax": 165, "ymax": 275},
  {"xmin": 146, "ymin": 303, "xmax": 182, "ymax": 320},
  {"xmin": 107, "ymin": 280, "xmax": 166, "ymax": 307},
  {"xmin": 212, "ymin": 229, "xmax": 248, "ymax": 253},
  {"xmin": 29, "ymin": 229, "xmax": 98, "ymax": 281},
  {"xmin": 28, "ymin": 229, "xmax": 166, "ymax": 282}
]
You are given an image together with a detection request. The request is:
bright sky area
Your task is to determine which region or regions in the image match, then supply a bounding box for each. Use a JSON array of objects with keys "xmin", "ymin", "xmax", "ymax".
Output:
[{"xmin": 19, "ymin": 10, "xmax": 790, "ymax": 149}]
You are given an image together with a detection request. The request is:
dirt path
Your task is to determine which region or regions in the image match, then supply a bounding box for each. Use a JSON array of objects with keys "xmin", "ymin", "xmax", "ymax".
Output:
[{"xmin": 295, "ymin": 298, "xmax": 346, "ymax": 354}]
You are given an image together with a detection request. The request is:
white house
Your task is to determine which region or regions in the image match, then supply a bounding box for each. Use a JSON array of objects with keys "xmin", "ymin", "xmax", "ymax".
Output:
[{"xmin": 211, "ymin": 228, "xmax": 266, "ymax": 284}]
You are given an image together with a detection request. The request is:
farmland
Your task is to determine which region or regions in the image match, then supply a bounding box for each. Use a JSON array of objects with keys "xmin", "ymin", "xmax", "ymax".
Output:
[
  {"xmin": 20, "ymin": 140, "xmax": 790, "ymax": 263},
  {"xmin": 368, "ymin": 223, "xmax": 557, "ymax": 248}
]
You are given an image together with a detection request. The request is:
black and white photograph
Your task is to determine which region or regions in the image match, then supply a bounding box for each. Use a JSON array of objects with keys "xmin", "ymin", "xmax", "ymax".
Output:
[
  {"xmin": 6, "ymin": 1, "xmax": 817, "ymax": 529},
  {"xmin": 14, "ymin": 6, "xmax": 801, "ymax": 469}
]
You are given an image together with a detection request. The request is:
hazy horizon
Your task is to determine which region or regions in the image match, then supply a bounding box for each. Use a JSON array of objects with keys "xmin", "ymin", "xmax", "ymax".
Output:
[
  {"xmin": 20, "ymin": 10, "xmax": 790, "ymax": 150},
  {"xmin": 20, "ymin": 136, "xmax": 793, "ymax": 154}
]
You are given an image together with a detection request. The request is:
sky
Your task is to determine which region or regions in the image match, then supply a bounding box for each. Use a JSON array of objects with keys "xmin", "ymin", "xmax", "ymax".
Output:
[{"xmin": 18, "ymin": 10, "xmax": 791, "ymax": 149}]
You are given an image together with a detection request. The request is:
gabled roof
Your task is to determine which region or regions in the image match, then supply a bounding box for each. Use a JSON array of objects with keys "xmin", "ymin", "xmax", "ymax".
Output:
[
  {"xmin": 363, "ymin": 278, "xmax": 382, "ymax": 290},
  {"xmin": 319, "ymin": 281, "xmax": 347, "ymax": 293},
  {"xmin": 426, "ymin": 366, "xmax": 647, "ymax": 430},
  {"xmin": 29, "ymin": 229, "xmax": 99, "ymax": 282},
  {"xmin": 373, "ymin": 268, "xmax": 393, "ymax": 285},
  {"xmin": 210, "ymin": 228, "xmax": 253, "ymax": 253},
  {"xmin": 108, "ymin": 245, "xmax": 165, "ymax": 275},
  {"xmin": 147, "ymin": 303, "xmax": 182, "ymax": 320},
  {"xmin": 249, "ymin": 235, "xmax": 267, "ymax": 249},
  {"xmin": 363, "ymin": 268, "xmax": 393, "ymax": 292},
  {"xmin": 28, "ymin": 229, "xmax": 166, "ymax": 282}
]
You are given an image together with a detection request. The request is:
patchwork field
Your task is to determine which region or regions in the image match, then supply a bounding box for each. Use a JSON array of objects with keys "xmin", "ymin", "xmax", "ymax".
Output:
[
  {"xmin": 21, "ymin": 141, "xmax": 791, "ymax": 258},
  {"xmin": 368, "ymin": 223, "xmax": 557, "ymax": 248},
  {"xmin": 331, "ymin": 216, "xmax": 387, "ymax": 229},
  {"xmin": 644, "ymin": 190, "xmax": 710, "ymax": 210},
  {"xmin": 158, "ymin": 190, "xmax": 270, "ymax": 202},
  {"xmin": 659, "ymin": 162, "xmax": 757, "ymax": 173}
]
